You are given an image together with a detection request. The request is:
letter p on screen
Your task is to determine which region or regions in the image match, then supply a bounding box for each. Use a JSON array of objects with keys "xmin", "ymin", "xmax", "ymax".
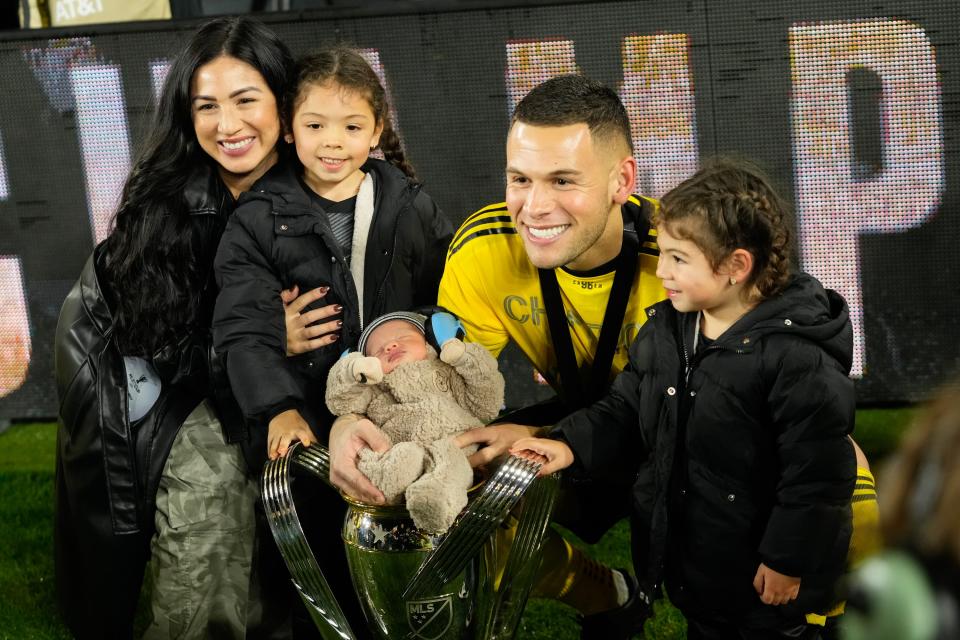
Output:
[
  {"xmin": 789, "ymin": 19, "xmax": 945, "ymax": 377},
  {"xmin": 0, "ymin": 131, "xmax": 32, "ymax": 398}
]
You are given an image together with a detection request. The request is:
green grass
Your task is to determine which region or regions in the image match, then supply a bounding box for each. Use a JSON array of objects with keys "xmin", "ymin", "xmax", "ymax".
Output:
[
  {"xmin": 852, "ymin": 407, "xmax": 915, "ymax": 462},
  {"xmin": 0, "ymin": 409, "xmax": 914, "ymax": 639},
  {"xmin": 0, "ymin": 423, "xmax": 69, "ymax": 640}
]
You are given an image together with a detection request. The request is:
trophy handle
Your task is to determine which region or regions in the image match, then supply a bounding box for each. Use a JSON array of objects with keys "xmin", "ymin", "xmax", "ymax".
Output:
[
  {"xmin": 261, "ymin": 443, "xmax": 357, "ymax": 640},
  {"xmin": 403, "ymin": 454, "xmax": 557, "ymax": 639},
  {"xmin": 403, "ymin": 454, "xmax": 542, "ymax": 600},
  {"xmin": 482, "ymin": 473, "xmax": 560, "ymax": 639}
]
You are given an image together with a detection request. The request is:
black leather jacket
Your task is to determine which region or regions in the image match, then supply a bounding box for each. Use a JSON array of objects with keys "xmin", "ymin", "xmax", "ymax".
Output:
[{"xmin": 53, "ymin": 163, "xmax": 236, "ymax": 639}]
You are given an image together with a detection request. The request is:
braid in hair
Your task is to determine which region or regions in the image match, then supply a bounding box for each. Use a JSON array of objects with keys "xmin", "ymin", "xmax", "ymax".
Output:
[
  {"xmin": 738, "ymin": 186, "xmax": 791, "ymax": 297},
  {"xmin": 657, "ymin": 157, "xmax": 794, "ymax": 301},
  {"xmin": 378, "ymin": 117, "xmax": 418, "ymax": 181}
]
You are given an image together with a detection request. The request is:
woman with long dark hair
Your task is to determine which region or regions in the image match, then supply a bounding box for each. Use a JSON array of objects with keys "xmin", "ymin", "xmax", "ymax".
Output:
[{"xmin": 53, "ymin": 17, "xmax": 318, "ymax": 639}]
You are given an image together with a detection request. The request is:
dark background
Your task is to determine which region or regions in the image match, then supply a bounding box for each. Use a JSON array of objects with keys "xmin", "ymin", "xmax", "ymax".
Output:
[{"xmin": 1, "ymin": 0, "xmax": 957, "ymax": 420}]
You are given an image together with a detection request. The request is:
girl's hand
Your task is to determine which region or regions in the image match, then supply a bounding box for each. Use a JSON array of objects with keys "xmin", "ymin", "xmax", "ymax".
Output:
[
  {"xmin": 510, "ymin": 437, "xmax": 574, "ymax": 476},
  {"xmin": 329, "ymin": 414, "xmax": 391, "ymax": 504},
  {"xmin": 267, "ymin": 409, "xmax": 316, "ymax": 460},
  {"xmin": 454, "ymin": 423, "xmax": 541, "ymax": 468},
  {"xmin": 281, "ymin": 285, "xmax": 343, "ymax": 355},
  {"xmin": 752, "ymin": 563, "xmax": 801, "ymax": 606}
]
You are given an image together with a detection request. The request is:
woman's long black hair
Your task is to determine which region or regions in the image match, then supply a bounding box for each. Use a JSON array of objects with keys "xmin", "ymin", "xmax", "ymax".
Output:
[{"xmin": 102, "ymin": 17, "xmax": 293, "ymax": 356}]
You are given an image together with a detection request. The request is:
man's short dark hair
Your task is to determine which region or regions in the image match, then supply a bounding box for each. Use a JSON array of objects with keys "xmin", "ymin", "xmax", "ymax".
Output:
[{"xmin": 512, "ymin": 74, "xmax": 634, "ymax": 154}]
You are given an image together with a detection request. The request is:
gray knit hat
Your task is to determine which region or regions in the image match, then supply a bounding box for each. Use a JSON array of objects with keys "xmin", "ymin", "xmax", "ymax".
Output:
[{"xmin": 357, "ymin": 311, "xmax": 427, "ymax": 355}]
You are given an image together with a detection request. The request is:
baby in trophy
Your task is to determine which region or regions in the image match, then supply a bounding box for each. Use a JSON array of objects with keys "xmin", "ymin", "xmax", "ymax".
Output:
[{"xmin": 325, "ymin": 310, "xmax": 504, "ymax": 533}]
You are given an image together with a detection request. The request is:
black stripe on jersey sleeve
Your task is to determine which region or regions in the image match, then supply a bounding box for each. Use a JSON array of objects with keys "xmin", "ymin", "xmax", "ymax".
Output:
[
  {"xmin": 448, "ymin": 226, "xmax": 517, "ymax": 257},
  {"xmin": 450, "ymin": 215, "xmax": 512, "ymax": 248},
  {"xmin": 452, "ymin": 204, "xmax": 509, "ymax": 244},
  {"xmin": 643, "ymin": 225, "xmax": 658, "ymax": 255}
]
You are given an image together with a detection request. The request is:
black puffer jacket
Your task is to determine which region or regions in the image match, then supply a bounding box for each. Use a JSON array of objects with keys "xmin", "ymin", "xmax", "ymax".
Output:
[
  {"xmin": 53, "ymin": 163, "xmax": 238, "ymax": 639},
  {"xmin": 553, "ymin": 273, "xmax": 856, "ymax": 626},
  {"xmin": 213, "ymin": 158, "xmax": 452, "ymax": 442}
]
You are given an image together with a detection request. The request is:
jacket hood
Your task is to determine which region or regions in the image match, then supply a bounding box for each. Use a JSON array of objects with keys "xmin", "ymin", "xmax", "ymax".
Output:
[
  {"xmin": 742, "ymin": 273, "xmax": 852, "ymax": 372},
  {"xmin": 658, "ymin": 272, "xmax": 853, "ymax": 374}
]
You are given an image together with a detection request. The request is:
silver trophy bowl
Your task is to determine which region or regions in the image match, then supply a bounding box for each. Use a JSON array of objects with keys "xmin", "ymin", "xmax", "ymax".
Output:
[
  {"xmin": 342, "ymin": 497, "xmax": 486, "ymax": 639},
  {"xmin": 262, "ymin": 443, "xmax": 557, "ymax": 640}
]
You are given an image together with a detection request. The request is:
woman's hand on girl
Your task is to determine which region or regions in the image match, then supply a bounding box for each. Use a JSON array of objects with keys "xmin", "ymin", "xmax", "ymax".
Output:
[
  {"xmin": 510, "ymin": 437, "xmax": 574, "ymax": 476},
  {"xmin": 267, "ymin": 409, "xmax": 316, "ymax": 460},
  {"xmin": 752, "ymin": 563, "xmax": 801, "ymax": 606},
  {"xmin": 281, "ymin": 285, "xmax": 343, "ymax": 355},
  {"xmin": 329, "ymin": 413, "xmax": 390, "ymax": 504}
]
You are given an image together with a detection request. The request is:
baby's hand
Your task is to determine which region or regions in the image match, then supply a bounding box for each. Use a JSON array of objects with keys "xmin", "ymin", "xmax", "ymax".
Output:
[
  {"xmin": 350, "ymin": 356, "xmax": 383, "ymax": 384},
  {"xmin": 439, "ymin": 338, "xmax": 466, "ymax": 365},
  {"xmin": 510, "ymin": 437, "xmax": 574, "ymax": 476}
]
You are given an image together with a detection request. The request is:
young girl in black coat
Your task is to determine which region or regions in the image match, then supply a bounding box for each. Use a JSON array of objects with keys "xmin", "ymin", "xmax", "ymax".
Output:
[
  {"xmin": 213, "ymin": 46, "xmax": 451, "ymax": 636},
  {"xmin": 513, "ymin": 158, "xmax": 857, "ymax": 639},
  {"xmin": 215, "ymin": 46, "xmax": 452, "ymax": 462}
]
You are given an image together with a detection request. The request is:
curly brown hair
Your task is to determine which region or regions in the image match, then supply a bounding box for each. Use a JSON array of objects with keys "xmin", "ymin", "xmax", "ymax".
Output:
[
  {"xmin": 655, "ymin": 157, "xmax": 794, "ymax": 300},
  {"xmin": 290, "ymin": 46, "xmax": 417, "ymax": 181}
]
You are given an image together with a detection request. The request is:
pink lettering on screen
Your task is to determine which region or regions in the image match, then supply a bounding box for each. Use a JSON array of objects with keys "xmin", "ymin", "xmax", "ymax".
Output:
[
  {"xmin": 505, "ymin": 35, "xmax": 698, "ymax": 197},
  {"xmin": 69, "ymin": 63, "xmax": 132, "ymax": 244},
  {"xmin": 0, "ymin": 257, "xmax": 31, "ymax": 398},
  {"xmin": 789, "ymin": 19, "xmax": 945, "ymax": 377}
]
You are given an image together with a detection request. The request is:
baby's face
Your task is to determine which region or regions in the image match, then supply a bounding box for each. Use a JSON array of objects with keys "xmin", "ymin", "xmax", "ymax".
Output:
[{"xmin": 363, "ymin": 319, "xmax": 429, "ymax": 374}]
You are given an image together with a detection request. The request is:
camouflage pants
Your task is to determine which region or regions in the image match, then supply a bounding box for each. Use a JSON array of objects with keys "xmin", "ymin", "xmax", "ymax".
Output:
[{"xmin": 144, "ymin": 400, "xmax": 257, "ymax": 640}]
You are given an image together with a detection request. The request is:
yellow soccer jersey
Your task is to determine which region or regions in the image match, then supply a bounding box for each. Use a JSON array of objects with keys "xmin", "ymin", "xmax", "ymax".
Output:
[{"xmin": 439, "ymin": 196, "xmax": 663, "ymax": 389}]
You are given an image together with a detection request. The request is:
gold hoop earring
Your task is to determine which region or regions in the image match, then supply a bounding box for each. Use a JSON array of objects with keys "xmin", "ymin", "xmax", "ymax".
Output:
[{"xmin": 730, "ymin": 277, "xmax": 738, "ymax": 285}]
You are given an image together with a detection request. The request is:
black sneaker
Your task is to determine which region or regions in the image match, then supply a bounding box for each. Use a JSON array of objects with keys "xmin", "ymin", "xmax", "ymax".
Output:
[{"xmin": 579, "ymin": 570, "xmax": 651, "ymax": 640}]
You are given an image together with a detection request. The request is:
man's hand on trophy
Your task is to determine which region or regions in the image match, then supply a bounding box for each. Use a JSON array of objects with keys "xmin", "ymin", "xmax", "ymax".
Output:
[
  {"xmin": 454, "ymin": 423, "xmax": 542, "ymax": 468},
  {"xmin": 350, "ymin": 355, "xmax": 384, "ymax": 384},
  {"xmin": 438, "ymin": 338, "xmax": 466, "ymax": 365},
  {"xmin": 511, "ymin": 436, "xmax": 574, "ymax": 476},
  {"xmin": 329, "ymin": 413, "xmax": 389, "ymax": 504},
  {"xmin": 267, "ymin": 409, "xmax": 316, "ymax": 460}
]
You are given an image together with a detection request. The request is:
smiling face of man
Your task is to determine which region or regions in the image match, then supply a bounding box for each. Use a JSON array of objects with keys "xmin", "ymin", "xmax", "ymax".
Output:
[{"xmin": 504, "ymin": 121, "xmax": 635, "ymax": 272}]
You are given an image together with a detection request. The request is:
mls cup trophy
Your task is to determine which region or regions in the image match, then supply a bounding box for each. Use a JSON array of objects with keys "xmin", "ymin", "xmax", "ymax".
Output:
[{"xmin": 261, "ymin": 442, "xmax": 558, "ymax": 640}]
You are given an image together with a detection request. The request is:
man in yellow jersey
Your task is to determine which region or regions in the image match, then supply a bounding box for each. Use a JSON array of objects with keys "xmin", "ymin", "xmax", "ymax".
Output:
[
  {"xmin": 332, "ymin": 74, "xmax": 660, "ymax": 639},
  {"xmin": 442, "ymin": 75, "xmax": 661, "ymax": 639},
  {"xmin": 436, "ymin": 98, "xmax": 662, "ymax": 404}
]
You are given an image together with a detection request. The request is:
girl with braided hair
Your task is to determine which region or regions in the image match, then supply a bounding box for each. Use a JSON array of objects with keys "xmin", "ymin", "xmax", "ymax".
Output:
[
  {"xmin": 513, "ymin": 157, "xmax": 857, "ymax": 639},
  {"xmin": 213, "ymin": 45, "xmax": 451, "ymax": 635}
]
